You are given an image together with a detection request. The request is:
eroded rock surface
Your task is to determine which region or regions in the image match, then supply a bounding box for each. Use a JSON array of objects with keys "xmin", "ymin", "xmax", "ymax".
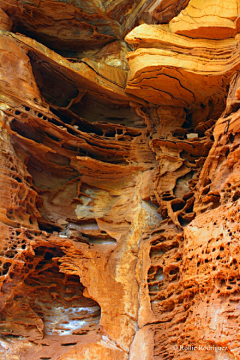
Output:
[{"xmin": 0, "ymin": 1, "xmax": 240, "ymax": 359}]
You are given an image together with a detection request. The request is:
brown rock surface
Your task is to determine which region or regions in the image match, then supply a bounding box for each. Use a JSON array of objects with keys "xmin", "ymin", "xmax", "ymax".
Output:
[
  {"xmin": 0, "ymin": 1, "xmax": 240, "ymax": 360},
  {"xmin": 138, "ymin": 0, "xmax": 190, "ymax": 25}
]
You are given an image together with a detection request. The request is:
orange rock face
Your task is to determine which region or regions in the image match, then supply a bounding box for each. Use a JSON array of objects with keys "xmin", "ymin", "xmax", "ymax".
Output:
[{"xmin": 0, "ymin": 1, "xmax": 240, "ymax": 360}]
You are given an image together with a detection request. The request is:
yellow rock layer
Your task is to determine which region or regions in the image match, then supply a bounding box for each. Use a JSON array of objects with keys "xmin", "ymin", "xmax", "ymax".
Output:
[{"xmin": 169, "ymin": 0, "xmax": 238, "ymax": 39}]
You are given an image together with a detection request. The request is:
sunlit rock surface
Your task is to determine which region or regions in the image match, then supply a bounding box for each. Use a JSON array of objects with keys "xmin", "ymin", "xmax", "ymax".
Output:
[{"xmin": 0, "ymin": 0, "xmax": 240, "ymax": 359}]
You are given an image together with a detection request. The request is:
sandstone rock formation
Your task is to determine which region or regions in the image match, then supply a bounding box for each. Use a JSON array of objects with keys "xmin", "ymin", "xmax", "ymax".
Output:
[{"xmin": 0, "ymin": 1, "xmax": 240, "ymax": 359}]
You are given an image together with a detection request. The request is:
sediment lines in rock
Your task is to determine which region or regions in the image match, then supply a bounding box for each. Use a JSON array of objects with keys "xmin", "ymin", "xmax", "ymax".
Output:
[{"xmin": 0, "ymin": 1, "xmax": 240, "ymax": 360}]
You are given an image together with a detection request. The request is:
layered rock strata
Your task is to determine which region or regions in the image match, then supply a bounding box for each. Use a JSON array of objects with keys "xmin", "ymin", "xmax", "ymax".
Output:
[{"xmin": 0, "ymin": 1, "xmax": 240, "ymax": 360}]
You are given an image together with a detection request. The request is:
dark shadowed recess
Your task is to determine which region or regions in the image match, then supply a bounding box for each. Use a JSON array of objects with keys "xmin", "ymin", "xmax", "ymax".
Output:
[{"xmin": 28, "ymin": 51, "xmax": 79, "ymax": 109}]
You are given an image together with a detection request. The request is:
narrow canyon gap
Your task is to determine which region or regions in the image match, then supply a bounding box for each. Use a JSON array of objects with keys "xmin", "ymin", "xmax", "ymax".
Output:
[{"xmin": 0, "ymin": 0, "xmax": 240, "ymax": 359}]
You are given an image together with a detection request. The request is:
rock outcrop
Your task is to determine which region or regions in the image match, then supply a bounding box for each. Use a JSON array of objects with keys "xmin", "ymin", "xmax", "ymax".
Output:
[{"xmin": 0, "ymin": 1, "xmax": 240, "ymax": 359}]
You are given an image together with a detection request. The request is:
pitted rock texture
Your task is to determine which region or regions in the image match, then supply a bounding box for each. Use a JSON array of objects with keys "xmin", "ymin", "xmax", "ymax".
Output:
[{"xmin": 0, "ymin": 1, "xmax": 240, "ymax": 360}]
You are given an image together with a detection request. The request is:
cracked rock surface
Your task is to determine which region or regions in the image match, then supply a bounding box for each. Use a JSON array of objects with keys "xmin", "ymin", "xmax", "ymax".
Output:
[{"xmin": 0, "ymin": 0, "xmax": 240, "ymax": 359}]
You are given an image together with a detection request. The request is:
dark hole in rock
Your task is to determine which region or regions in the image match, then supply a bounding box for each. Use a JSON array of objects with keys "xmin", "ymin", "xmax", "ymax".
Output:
[{"xmin": 171, "ymin": 199, "xmax": 185, "ymax": 212}]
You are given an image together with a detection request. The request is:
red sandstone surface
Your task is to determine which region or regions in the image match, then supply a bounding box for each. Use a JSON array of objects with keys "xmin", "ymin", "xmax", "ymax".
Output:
[{"xmin": 0, "ymin": 0, "xmax": 239, "ymax": 359}]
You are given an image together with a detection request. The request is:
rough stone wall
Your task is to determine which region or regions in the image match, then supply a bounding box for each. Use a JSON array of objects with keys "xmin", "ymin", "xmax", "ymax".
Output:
[{"xmin": 0, "ymin": 1, "xmax": 240, "ymax": 359}]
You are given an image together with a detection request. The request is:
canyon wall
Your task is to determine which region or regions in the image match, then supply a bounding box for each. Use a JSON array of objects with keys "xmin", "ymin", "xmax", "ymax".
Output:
[{"xmin": 0, "ymin": 0, "xmax": 239, "ymax": 359}]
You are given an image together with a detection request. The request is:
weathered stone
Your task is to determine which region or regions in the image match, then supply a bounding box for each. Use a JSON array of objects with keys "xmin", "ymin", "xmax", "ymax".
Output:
[
  {"xmin": 170, "ymin": 0, "xmax": 239, "ymax": 39},
  {"xmin": 0, "ymin": 1, "xmax": 240, "ymax": 359}
]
